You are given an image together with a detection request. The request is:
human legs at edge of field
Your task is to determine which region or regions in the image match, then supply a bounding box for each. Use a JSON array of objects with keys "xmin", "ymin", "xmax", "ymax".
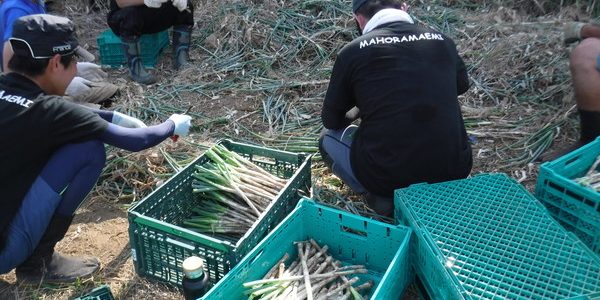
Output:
[
  {"xmin": 570, "ymin": 37, "xmax": 600, "ymax": 145},
  {"xmin": 542, "ymin": 23, "xmax": 600, "ymax": 160},
  {"xmin": 107, "ymin": 2, "xmax": 194, "ymax": 84},
  {"xmin": 566, "ymin": 22, "xmax": 600, "ymax": 148},
  {"xmin": 0, "ymin": 140, "xmax": 105, "ymax": 283}
]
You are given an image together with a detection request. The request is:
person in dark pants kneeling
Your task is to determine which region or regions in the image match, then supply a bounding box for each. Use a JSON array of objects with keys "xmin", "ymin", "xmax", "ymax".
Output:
[
  {"xmin": 0, "ymin": 14, "xmax": 192, "ymax": 283},
  {"xmin": 319, "ymin": 0, "xmax": 472, "ymax": 217},
  {"xmin": 107, "ymin": 0, "xmax": 194, "ymax": 84}
]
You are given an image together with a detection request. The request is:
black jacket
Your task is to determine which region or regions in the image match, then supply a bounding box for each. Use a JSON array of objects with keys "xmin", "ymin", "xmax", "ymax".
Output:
[
  {"xmin": 322, "ymin": 21, "xmax": 472, "ymax": 197},
  {"xmin": 0, "ymin": 73, "xmax": 106, "ymax": 250}
]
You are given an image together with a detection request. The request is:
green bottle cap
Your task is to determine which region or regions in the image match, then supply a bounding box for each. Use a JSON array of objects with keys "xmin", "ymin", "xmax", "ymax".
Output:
[{"xmin": 182, "ymin": 256, "xmax": 205, "ymax": 279}]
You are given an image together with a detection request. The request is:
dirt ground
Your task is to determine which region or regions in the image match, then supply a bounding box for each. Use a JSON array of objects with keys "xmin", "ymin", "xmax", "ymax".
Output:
[{"xmin": 0, "ymin": 0, "xmax": 597, "ymax": 299}]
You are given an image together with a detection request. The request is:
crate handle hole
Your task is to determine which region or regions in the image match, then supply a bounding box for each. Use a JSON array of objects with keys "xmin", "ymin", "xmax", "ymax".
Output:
[
  {"xmin": 341, "ymin": 226, "xmax": 367, "ymax": 238},
  {"xmin": 249, "ymin": 249, "xmax": 264, "ymax": 266},
  {"xmin": 564, "ymin": 155, "xmax": 581, "ymax": 166},
  {"xmin": 565, "ymin": 190, "xmax": 585, "ymax": 203},
  {"xmin": 166, "ymin": 237, "xmax": 195, "ymax": 251},
  {"xmin": 548, "ymin": 181, "xmax": 564, "ymax": 193},
  {"xmin": 251, "ymin": 155, "xmax": 276, "ymax": 165}
]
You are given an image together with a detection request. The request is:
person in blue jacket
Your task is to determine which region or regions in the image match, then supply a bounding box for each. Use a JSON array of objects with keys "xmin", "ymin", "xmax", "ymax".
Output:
[
  {"xmin": 0, "ymin": 14, "xmax": 192, "ymax": 283},
  {"xmin": 1, "ymin": 0, "xmax": 119, "ymax": 104},
  {"xmin": 0, "ymin": 0, "xmax": 45, "ymax": 71}
]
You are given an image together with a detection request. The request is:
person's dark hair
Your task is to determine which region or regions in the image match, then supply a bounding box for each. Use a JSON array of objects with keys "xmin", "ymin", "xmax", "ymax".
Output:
[
  {"xmin": 356, "ymin": 0, "xmax": 405, "ymax": 19},
  {"xmin": 7, "ymin": 54, "xmax": 75, "ymax": 77}
]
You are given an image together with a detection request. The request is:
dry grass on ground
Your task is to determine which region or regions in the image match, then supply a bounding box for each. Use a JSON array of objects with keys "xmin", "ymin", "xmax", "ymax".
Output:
[{"xmin": 0, "ymin": 0, "xmax": 598, "ymax": 299}]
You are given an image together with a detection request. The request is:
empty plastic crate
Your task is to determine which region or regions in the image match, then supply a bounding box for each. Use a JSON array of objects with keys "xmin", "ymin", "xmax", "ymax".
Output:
[
  {"xmin": 201, "ymin": 198, "xmax": 413, "ymax": 299},
  {"xmin": 72, "ymin": 285, "xmax": 114, "ymax": 300},
  {"xmin": 96, "ymin": 29, "xmax": 169, "ymax": 68},
  {"xmin": 127, "ymin": 139, "xmax": 311, "ymax": 286},
  {"xmin": 395, "ymin": 173, "xmax": 600, "ymax": 300},
  {"xmin": 536, "ymin": 137, "xmax": 600, "ymax": 254}
]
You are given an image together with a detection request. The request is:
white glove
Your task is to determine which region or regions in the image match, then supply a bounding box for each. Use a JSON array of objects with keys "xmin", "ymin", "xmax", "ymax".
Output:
[
  {"xmin": 168, "ymin": 114, "xmax": 192, "ymax": 136},
  {"xmin": 345, "ymin": 106, "xmax": 360, "ymax": 121},
  {"xmin": 112, "ymin": 111, "xmax": 147, "ymax": 128},
  {"xmin": 65, "ymin": 76, "xmax": 92, "ymax": 98},
  {"xmin": 171, "ymin": 0, "xmax": 187, "ymax": 11},
  {"xmin": 77, "ymin": 62, "xmax": 107, "ymax": 82},
  {"xmin": 144, "ymin": 0, "xmax": 168, "ymax": 8}
]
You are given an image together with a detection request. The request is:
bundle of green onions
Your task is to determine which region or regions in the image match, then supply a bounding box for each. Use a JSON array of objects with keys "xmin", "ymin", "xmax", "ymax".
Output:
[
  {"xmin": 243, "ymin": 239, "xmax": 372, "ymax": 300},
  {"xmin": 183, "ymin": 144, "xmax": 288, "ymax": 238},
  {"xmin": 574, "ymin": 155, "xmax": 600, "ymax": 192}
]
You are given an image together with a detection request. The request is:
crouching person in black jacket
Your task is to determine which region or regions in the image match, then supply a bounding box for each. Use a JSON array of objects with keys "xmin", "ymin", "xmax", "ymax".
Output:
[
  {"xmin": 0, "ymin": 14, "xmax": 192, "ymax": 283},
  {"xmin": 319, "ymin": 0, "xmax": 472, "ymax": 217}
]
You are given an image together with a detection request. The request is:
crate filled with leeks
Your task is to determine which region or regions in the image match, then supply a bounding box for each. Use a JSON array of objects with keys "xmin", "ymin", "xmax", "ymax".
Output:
[{"xmin": 128, "ymin": 139, "xmax": 311, "ymax": 286}]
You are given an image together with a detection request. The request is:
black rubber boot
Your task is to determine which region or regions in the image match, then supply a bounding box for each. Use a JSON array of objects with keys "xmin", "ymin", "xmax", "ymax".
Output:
[
  {"xmin": 121, "ymin": 36, "xmax": 157, "ymax": 85},
  {"xmin": 579, "ymin": 109, "xmax": 600, "ymax": 144},
  {"xmin": 172, "ymin": 26, "xmax": 192, "ymax": 70},
  {"xmin": 365, "ymin": 193, "xmax": 394, "ymax": 218},
  {"xmin": 15, "ymin": 215, "xmax": 100, "ymax": 284}
]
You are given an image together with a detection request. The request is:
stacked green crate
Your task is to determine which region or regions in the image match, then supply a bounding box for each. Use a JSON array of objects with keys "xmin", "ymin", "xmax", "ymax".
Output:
[
  {"xmin": 396, "ymin": 173, "xmax": 600, "ymax": 299},
  {"xmin": 96, "ymin": 29, "xmax": 169, "ymax": 68},
  {"xmin": 128, "ymin": 139, "xmax": 311, "ymax": 286}
]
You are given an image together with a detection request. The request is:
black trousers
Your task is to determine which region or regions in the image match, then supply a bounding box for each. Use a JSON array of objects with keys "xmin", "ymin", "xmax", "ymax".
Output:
[{"xmin": 107, "ymin": 2, "xmax": 194, "ymax": 38}]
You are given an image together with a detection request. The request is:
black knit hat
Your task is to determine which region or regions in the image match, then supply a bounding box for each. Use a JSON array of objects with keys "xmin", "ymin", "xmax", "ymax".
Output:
[
  {"xmin": 9, "ymin": 14, "xmax": 94, "ymax": 61},
  {"xmin": 352, "ymin": 0, "xmax": 370, "ymax": 12}
]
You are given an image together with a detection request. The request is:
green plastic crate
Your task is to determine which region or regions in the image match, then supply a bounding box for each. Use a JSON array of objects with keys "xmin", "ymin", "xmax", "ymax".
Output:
[
  {"xmin": 96, "ymin": 29, "xmax": 169, "ymax": 68},
  {"xmin": 395, "ymin": 173, "xmax": 600, "ymax": 300},
  {"xmin": 127, "ymin": 139, "xmax": 311, "ymax": 287},
  {"xmin": 201, "ymin": 198, "xmax": 413, "ymax": 299},
  {"xmin": 536, "ymin": 137, "xmax": 600, "ymax": 254},
  {"xmin": 72, "ymin": 285, "xmax": 114, "ymax": 300}
]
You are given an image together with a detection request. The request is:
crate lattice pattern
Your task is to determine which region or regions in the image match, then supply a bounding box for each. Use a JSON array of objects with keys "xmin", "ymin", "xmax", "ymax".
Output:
[{"xmin": 398, "ymin": 174, "xmax": 600, "ymax": 299}]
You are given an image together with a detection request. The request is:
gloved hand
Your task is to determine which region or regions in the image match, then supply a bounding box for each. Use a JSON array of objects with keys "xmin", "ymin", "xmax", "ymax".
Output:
[
  {"xmin": 65, "ymin": 76, "xmax": 92, "ymax": 98},
  {"xmin": 77, "ymin": 62, "xmax": 107, "ymax": 82},
  {"xmin": 168, "ymin": 114, "xmax": 192, "ymax": 137},
  {"xmin": 345, "ymin": 106, "xmax": 360, "ymax": 121},
  {"xmin": 171, "ymin": 0, "xmax": 187, "ymax": 11},
  {"xmin": 112, "ymin": 111, "xmax": 147, "ymax": 128},
  {"xmin": 144, "ymin": 0, "xmax": 168, "ymax": 8}
]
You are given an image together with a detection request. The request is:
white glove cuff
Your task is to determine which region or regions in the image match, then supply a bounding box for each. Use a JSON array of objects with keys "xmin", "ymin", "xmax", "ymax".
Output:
[{"xmin": 112, "ymin": 111, "xmax": 147, "ymax": 128}]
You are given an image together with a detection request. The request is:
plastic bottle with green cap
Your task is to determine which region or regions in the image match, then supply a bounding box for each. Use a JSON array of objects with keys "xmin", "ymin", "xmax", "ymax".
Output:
[{"xmin": 182, "ymin": 256, "xmax": 209, "ymax": 299}]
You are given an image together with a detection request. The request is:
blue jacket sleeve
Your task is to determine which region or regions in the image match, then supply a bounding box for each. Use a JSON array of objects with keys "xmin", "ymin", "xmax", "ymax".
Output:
[
  {"xmin": 99, "ymin": 121, "xmax": 175, "ymax": 152},
  {"xmin": 86, "ymin": 107, "xmax": 113, "ymax": 122},
  {"xmin": 2, "ymin": 8, "xmax": 29, "ymax": 42}
]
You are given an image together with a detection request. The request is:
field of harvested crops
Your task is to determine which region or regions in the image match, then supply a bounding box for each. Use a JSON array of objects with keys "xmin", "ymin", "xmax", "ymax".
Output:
[{"xmin": 0, "ymin": 0, "xmax": 598, "ymax": 299}]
